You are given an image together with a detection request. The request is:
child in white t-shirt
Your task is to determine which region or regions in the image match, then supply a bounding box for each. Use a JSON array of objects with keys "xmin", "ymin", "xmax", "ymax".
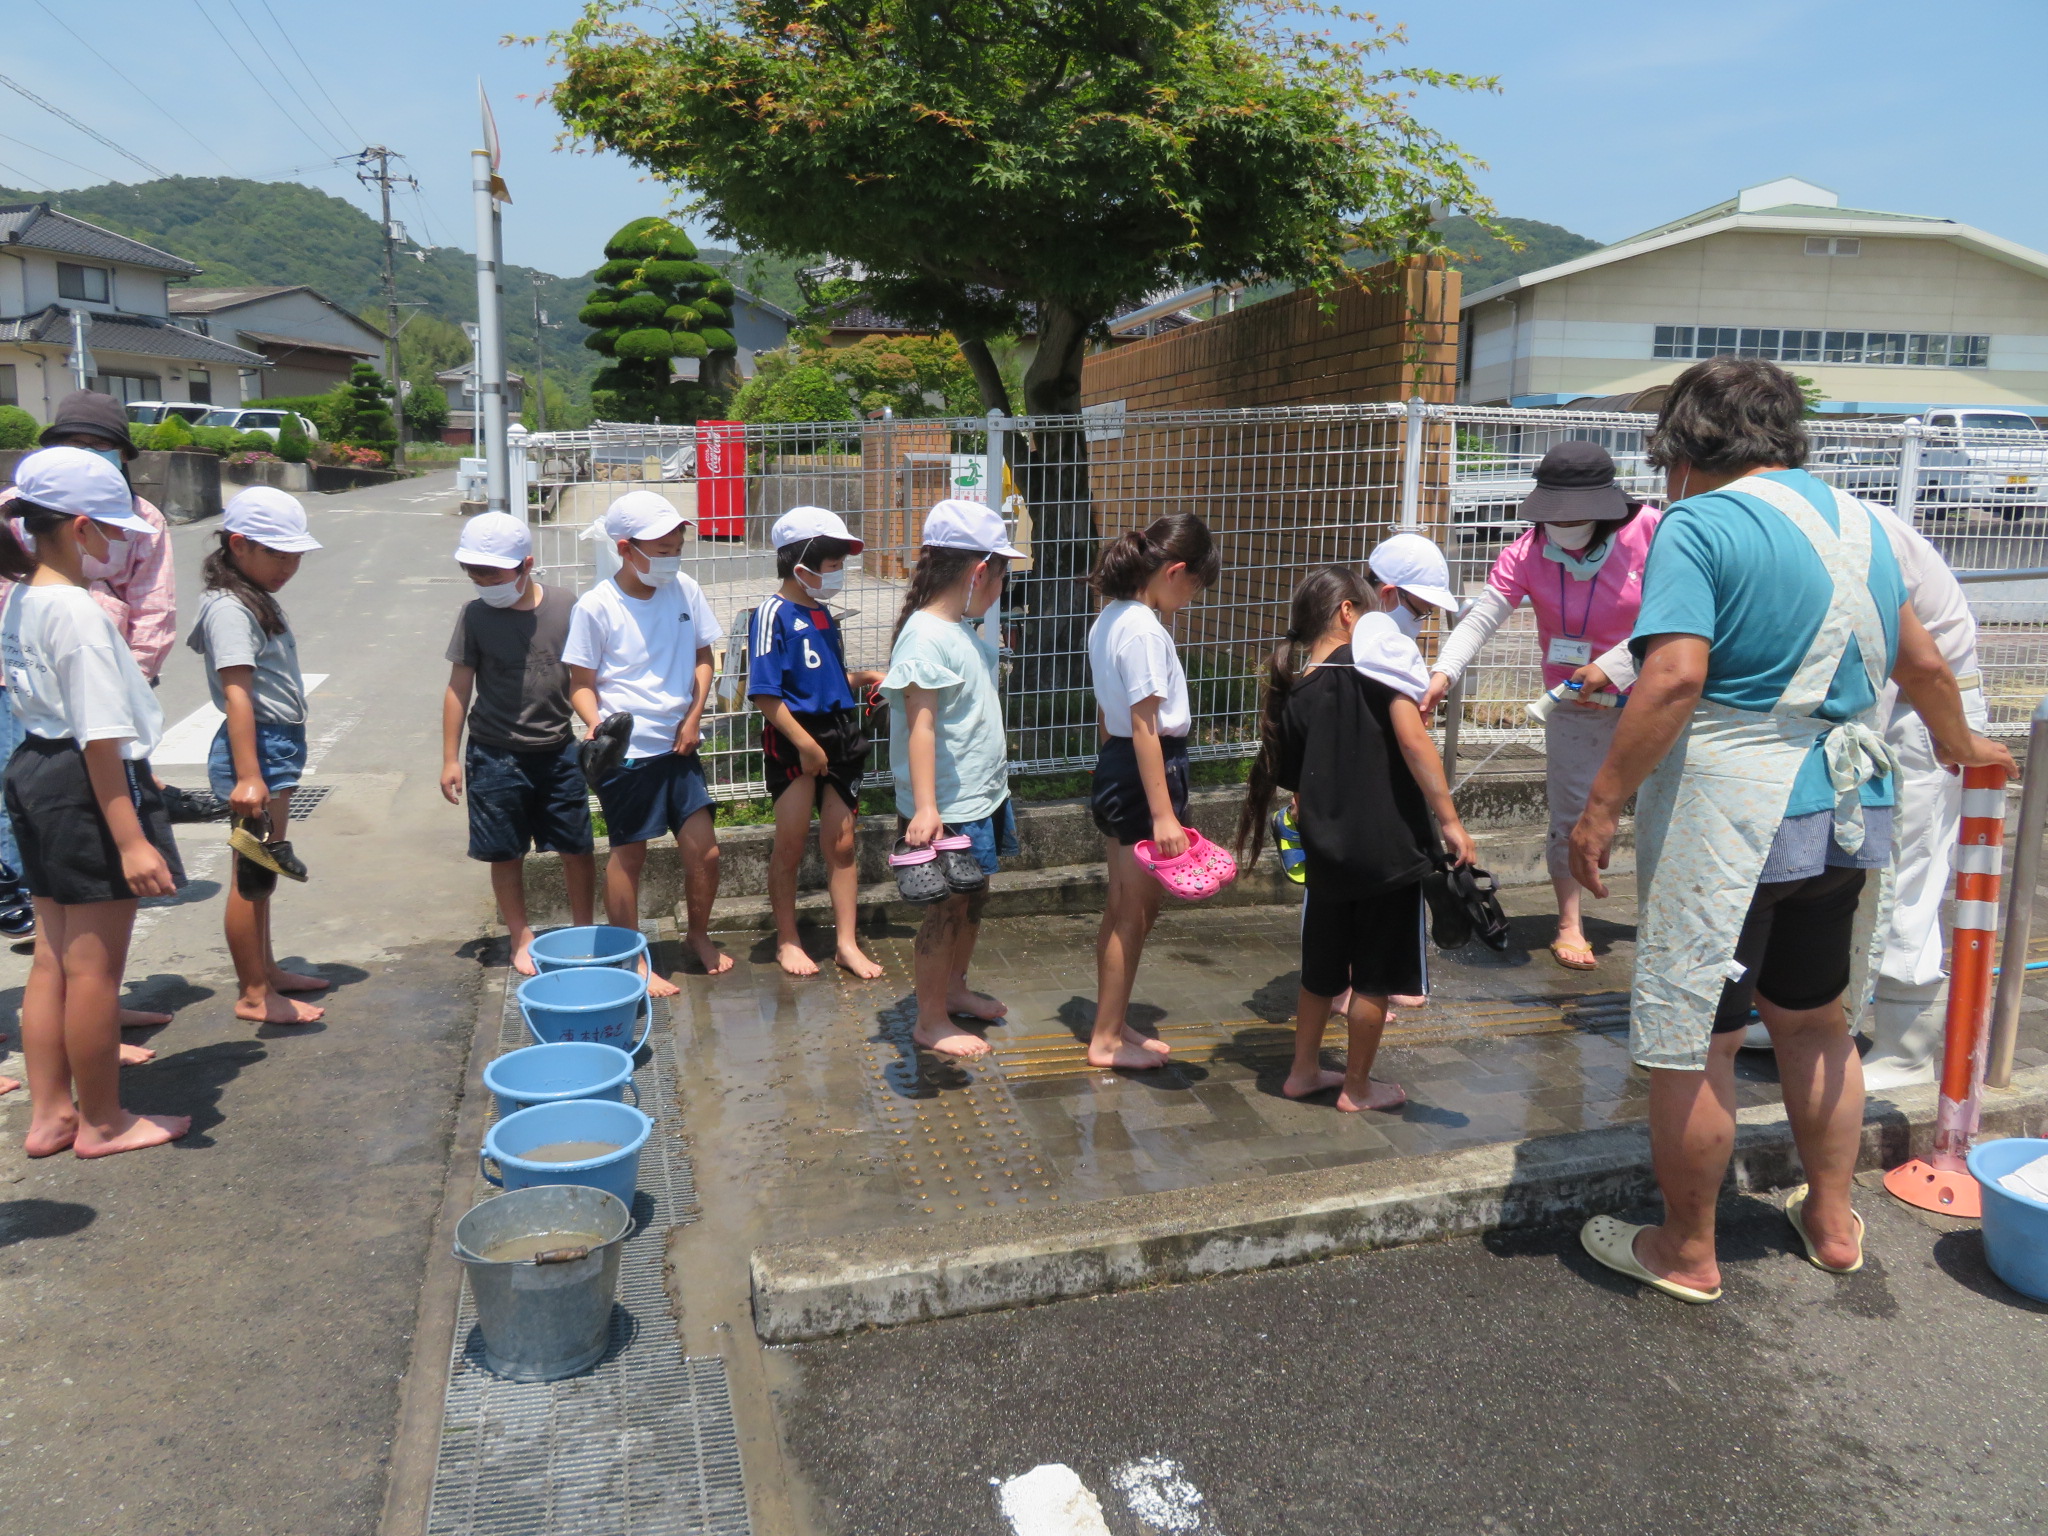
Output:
[
  {"xmin": 0, "ymin": 448, "xmax": 189, "ymax": 1158},
  {"xmin": 1084, "ymin": 514, "xmax": 1219, "ymax": 1070},
  {"xmin": 563, "ymin": 491, "xmax": 728, "ymax": 990},
  {"xmin": 880, "ymin": 499, "xmax": 1022, "ymax": 1059}
]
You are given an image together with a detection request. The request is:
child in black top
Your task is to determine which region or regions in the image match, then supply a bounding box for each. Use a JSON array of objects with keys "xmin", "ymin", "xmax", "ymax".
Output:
[{"xmin": 1238, "ymin": 565, "xmax": 1475, "ymax": 1112}]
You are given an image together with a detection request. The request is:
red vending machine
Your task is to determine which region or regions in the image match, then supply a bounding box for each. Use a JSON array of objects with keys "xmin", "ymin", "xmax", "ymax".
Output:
[{"xmin": 696, "ymin": 419, "xmax": 746, "ymax": 540}]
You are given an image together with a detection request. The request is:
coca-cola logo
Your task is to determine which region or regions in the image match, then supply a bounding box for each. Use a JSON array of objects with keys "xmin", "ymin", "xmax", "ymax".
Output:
[{"xmin": 702, "ymin": 436, "xmax": 723, "ymax": 474}]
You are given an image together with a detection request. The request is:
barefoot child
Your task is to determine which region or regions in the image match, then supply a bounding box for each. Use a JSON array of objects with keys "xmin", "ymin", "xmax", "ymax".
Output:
[
  {"xmin": 882, "ymin": 500, "xmax": 1023, "ymax": 1058},
  {"xmin": 563, "ymin": 491, "xmax": 729, "ymax": 991},
  {"xmin": 1, "ymin": 448, "xmax": 189, "ymax": 1155},
  {"xmin": 1237, "ymin": 565, "xmax": 1475, "ymax": 1112},
  {"xmin": 749, "ymin": 507, "xmax": 885, "ymax": 979},
  {"xmin": 192, "ymin": 487, "xmax": 328, "ymax": 1026},
  {"xmin": 1085, "ymin": 513, "xmax": 1220, "ymax": 1070},
  {"xmin": 441, "ymin": 512, "xmax": 598, "ymax": 975}
]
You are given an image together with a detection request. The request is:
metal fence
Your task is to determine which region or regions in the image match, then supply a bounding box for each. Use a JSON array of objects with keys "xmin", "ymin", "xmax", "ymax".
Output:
[{"xmin": 519, "ymin": 403, "xmax": 2048, "ymax": 800}]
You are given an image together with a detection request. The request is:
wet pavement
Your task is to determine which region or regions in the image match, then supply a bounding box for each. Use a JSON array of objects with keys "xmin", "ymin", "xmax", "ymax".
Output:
[{"xmin": 670, "ymin": 877, "xmax": 2048, "ymax": 1243}]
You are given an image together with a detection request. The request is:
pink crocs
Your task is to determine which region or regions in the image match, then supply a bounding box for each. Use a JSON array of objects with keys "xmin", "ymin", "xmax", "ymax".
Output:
[
  {"xmin": 1187, "ymin": 828, "xmax": 1238, "ymax": 888},
  {"xmin": 1134, "ymin": 830, "xmax": 1225, "ymax": 901}
]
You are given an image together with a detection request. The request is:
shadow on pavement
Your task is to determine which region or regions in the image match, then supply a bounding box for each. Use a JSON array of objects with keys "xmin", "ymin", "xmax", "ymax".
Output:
[
  {"xmin": 0, "ymin": 1197, "xmax": 96, "ymax": 1247},
  {"xmin": 1931, "ymin": 1228, "xmax": 2048, "ymax": 1314},
  {"xmin": 119, "ymin": 1036, "xmax": 266, "ymax": 1145}
]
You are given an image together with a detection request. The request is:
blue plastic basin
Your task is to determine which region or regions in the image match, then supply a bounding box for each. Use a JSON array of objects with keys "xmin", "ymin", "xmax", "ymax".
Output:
[
  {"xmin": 1967, "ymin": 1137, "xmax": 2048, "ymax": 1302},
  {"xmin": 528, "ymin": 925, "xmax": 648, "ymax": 974},
  {"xmin": 516, "ymin": 966, "xmax": 651, "ymax": 1055},
  {"xmin": 481, "ymin": 1098, "xmax": 653, "ymax": 1209},
  {"xmin": 481, "ymin": 1041, "xmax": 636, "ymax": 1120}
]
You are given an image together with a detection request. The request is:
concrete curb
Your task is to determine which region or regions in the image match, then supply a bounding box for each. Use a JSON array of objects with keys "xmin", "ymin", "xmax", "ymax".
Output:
[{"xmin": 750, "ymin": 1067, "xmax": 2048, "ymax": 1342}]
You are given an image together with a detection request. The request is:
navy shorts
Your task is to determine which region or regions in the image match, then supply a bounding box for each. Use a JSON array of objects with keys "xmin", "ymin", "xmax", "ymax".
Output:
[
  {"xmin": 466, "ymin": 739, "xmax": 595, "ymax": 863},
  {"xmin": 1090, "ymin": 734, "xmax": 1190, "ymax": 846},
  {"xmin": 596, "ymin": 749, "xmax": 714, "ymax": 847},
  {"xmin": 208, "ymin": 719, "xmax": 307, "ymax": 799}
]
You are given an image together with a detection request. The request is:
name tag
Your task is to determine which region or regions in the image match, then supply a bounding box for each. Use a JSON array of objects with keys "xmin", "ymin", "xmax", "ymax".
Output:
[{"xmin": 1547, "ymin": 637, "xmax": 1593, "ymax": 666}]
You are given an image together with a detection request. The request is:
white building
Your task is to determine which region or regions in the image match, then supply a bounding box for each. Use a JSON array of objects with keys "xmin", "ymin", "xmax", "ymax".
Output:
[
  {"xmin": 1459, "ymin": 178, "xmax": 2048, "ymax": 418},
  {"xmin": 0, "ymin": 202, "xmax": 267, "ymax": 421}
]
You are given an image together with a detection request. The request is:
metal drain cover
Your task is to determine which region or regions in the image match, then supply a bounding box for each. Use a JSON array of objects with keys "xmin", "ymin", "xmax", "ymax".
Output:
[{"xmin": 287, "ymin": 784, "xmax": 333, "ymax": 821}]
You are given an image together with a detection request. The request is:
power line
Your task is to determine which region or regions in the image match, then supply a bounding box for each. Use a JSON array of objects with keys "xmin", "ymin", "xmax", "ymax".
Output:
[
  {"xmin": 29, "ymin": 0, "xmax": 239, "ymax": 175},
  {"xmin": 0, "ymin": 72, "xmax": 169, "ymax": 179},
  {"xmin": 184, "ymin": 0, "xmax": 334, "ymax": 158},
  {"xmin": 256, "ymin": 0, "xmax": 366, "ymax": 145},
  {"xmin": 0, "ymin": 130, "xmax": 118, "ymax": 184},
  {"xmin": 217, "ymin": 0, "xmax": 350, "ymax": 151},
  {"xmin": 0, "ymin": 159, "xmax": 52, "ymax": 193}
]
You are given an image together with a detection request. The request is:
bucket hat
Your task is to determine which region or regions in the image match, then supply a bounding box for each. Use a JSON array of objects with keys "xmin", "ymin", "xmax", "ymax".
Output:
[{"xmin": 1518, "ymin": 442, "xmax": 1633, "ymax": 524}]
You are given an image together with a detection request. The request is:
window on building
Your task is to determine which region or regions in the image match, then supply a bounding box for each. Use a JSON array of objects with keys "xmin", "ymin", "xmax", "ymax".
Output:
[
  {"xmin": 1652, "ymin": 325, "xmax": 1987, "ymax": 368},
  {"xmin": 90, "ymin": 372, "xmax": 163, "ymax": 404},
  {"xmin": 0, "ymin": 363, "xmax": 15, "ymax": 408},
  {"xmin": 56, "ymin": 263, "xmax": 110, "ymax": 302},
  {"xmin": 1803, "ymin": 236, "xmax": 1862, "ymax": 257},
  {"xmin": 187, "ymin": 369, "xmax": 212, "ymax": 404}
]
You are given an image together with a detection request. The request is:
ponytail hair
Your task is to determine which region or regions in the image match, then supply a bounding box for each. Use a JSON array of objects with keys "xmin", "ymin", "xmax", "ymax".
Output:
[
  {"xmin": 202, "ymin": 531, "xmax": 287, "ymax": 636},
  {"xmin": 0, "ymin": 501, "xmax": 71, "ymax": 583},
  {"xmin": 1091, "ymin": 512, "xmax": 1221, "ymax": 601},
  {"xmin": 1236, "ymin": 564, "xmax": 1373, "ymax": 861},
  {"xmin": 892, "ymin": 545, "xmax": 1007, "ymax": 641}
]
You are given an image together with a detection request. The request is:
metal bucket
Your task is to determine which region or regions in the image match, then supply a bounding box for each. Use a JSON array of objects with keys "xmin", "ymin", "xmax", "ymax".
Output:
[{"xmin": 454, "ymin": 1185, "xmax": 632, "ymax": 1382}]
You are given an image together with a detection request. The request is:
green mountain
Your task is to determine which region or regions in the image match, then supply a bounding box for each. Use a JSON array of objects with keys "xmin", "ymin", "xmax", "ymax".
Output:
[
  {"xmin": 0, "ymin": 176, "xmax": 809, "ymax": 417},
  {"xmin": 1432, "ymin": 215, "xmax": 1604, "ymax": 291}
]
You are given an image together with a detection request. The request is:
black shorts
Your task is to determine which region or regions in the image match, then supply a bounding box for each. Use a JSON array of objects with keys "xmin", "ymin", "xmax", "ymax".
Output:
[
  {"xmin": 466, "ymin": 739, "xmax": 595, "ymax": 863},
  {"xmin": 762, "ymin": 708, "xmax": 867, "ymax": 812},
  {"xmin": 5, "ymin": 737, "xmax": 187, "ymax": 906},
  {"xmin": 594, "ymin": 750, "xmax": 714, "ymax": 847},
  {"xmin": 1300, "ymin": 881, "xmax": 1427, "ymax": 1000},
  {"xmin": 1712, "ymin": 866, "xmax": 1867, "ymax": 1030},
  {"xmin": 1089, "ymin": 734, "xmax": 1190, "ymax": 845}
]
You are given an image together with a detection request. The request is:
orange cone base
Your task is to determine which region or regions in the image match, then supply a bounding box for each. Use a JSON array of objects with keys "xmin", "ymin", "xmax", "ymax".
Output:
[{"xmin": 1884, "ymin": 1159, "xmax": 1984, "ymax": 1218}]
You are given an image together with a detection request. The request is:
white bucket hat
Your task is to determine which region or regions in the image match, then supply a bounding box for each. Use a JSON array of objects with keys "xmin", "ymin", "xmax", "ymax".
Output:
[
  {"xmin": 601, "ymin": 489, "xmax": 690, "ymax": 542},
  {"xmin": 11, "ymin": 446, "xmax": 156, "ymax": 533},
  {"xmin": 454, "ymin": 511, "xmax": 533, "ymax": 569},
  {"xmin": 1367, "ymin": 532, "xmax": 1457, "ymax": 611},
  {"xmin": 922, "ymin": 497, "xmax": 1023, "ymax": 558},
  {"xmin": 771, "ymin": 505, "xmax": 863, "ymax": 553},
  {"xmin": 223, "ymin": 485, "xmax": 322, "ymax": 552}
]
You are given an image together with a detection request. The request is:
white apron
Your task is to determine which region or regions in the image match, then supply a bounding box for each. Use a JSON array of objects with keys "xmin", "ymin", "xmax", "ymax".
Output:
[{"xmin": 1630, "ymin": 476, "xmax": 1898, "ymax": 1070}]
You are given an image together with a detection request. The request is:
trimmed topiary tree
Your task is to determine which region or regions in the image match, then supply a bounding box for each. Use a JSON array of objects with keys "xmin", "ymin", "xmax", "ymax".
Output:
[
  {"xmin": 151, "ymin": 411, "xmax": 195, "ymax": 450},
  {"xmin": 332, "ymin": 361, "xmax": 396, "ymax": 445},
  {"xmin": 577, "ymin": 217, "xmax": 740, "ymax": 423},
  {"xmin": 0, "ymin": 404, "xmax": 38, "ymax": 449},
  {"xmin": 274, "ymin": 412, "xmax": 311, "ymax": 463}
]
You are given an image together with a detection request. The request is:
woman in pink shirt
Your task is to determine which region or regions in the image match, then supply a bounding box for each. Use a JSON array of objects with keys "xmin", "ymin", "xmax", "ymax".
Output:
[{"xmin": 1422, "ymin": 443, "xmax": 1659, "ymax": 971}]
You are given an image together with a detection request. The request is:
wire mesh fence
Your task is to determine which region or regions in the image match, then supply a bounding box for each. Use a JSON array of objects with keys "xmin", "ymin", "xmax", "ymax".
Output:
[{"xmin": 519, "ymin": 403, "xmax": 2048, "ymax": 799}]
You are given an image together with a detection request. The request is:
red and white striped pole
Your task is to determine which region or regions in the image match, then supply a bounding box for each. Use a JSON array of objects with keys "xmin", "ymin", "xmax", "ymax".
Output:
[{"xmin": 1885, "ymin": 763, "xmax": 2010, "ymax": 1217}]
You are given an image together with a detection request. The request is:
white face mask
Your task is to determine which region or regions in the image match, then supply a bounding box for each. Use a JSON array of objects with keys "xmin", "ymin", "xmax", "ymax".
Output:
[
  {"xmin": 1385, "ymin": 595, "xmax": 1422, "ymax": 639},
  {"xmin": 1545, "ymin": 521, "xmax": 1596, "ymax": 551},
  {"xmin": 475, "ymin": 575, "xmax": 526, "ymax": 608},
  {"xmin": 635, "ymin": 551, "xmax": 682, "ymax": 582},
  {"xmin": 798, "ymin": 565, "xmax": 845, "ymax": 599}
]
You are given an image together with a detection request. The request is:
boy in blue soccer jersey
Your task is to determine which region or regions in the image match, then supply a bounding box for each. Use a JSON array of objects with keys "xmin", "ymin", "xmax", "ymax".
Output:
[{"xmin": 751, "ymin": 508, "xmax": 886, "ymax": 978}]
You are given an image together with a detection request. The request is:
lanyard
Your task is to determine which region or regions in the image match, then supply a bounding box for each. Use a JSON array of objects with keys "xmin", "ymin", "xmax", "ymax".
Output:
[{"xmin": 1556, "ymin": 558, "xmax": 1601, "ymax": 640}]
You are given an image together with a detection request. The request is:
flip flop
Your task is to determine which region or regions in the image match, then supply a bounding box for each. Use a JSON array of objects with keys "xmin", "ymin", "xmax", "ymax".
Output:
[
  {"xmin": 1579, "ymin": 1215, "xmax": 1722, "ymax": 1304},
  {"xmin": 1783, "ymin": 1184, "xmax": 1864, "ymax": 1274},
  {"xmin": 1550, "ymin": 939, "xmax": 1598, "ymax": 972}
]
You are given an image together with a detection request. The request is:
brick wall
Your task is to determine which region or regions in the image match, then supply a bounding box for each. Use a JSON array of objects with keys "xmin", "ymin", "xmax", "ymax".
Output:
[{"xmin": 1080, "ymin": 256, "xmax": 1460, "ymax": 412}]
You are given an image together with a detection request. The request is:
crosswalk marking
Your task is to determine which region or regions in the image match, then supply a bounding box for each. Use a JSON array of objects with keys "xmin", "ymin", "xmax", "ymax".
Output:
[{"xmin": 152, "ymin": 673, "xmax": 329, "ymax": 764}]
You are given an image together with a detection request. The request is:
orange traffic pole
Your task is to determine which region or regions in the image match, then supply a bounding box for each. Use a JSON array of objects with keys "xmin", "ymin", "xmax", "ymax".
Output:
[{"xmin": 1885, "ymin": 764, "xmax": 2010, "ymax": 1217}]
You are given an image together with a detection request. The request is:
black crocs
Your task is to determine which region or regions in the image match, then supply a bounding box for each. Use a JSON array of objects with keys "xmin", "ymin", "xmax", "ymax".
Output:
[
  {"xmin": 888, "ymin": 840, "xmax": 950, "ymax": 905},
  {"xmin": 579, "ymin": 711, "xmax": 633, "ymax": 790},
  {"xmin": 932, "ymin": 832, "xmax": 987, "ymax": 893}
]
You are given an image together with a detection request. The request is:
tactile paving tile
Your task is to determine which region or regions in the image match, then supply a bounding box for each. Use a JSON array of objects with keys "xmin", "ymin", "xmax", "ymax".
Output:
[{"xmin": 862, "ymin": 994, "xmax": 1059, "ymax": 1214}]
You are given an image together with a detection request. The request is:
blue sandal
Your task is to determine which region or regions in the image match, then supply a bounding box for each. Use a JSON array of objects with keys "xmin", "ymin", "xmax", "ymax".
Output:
[{"xmin": 1271, "ymin": 805, "xmax": 1306, "ymax": 886}]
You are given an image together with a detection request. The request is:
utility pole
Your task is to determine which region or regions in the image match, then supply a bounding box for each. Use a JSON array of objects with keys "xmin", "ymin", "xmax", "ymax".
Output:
[
  {"xmin": 531, "ymin": 273, "xmax": 553, "ymax": 434},
  {"xmin": 354, "ymin": 145, "xmax": 417, "ymax": 470}
]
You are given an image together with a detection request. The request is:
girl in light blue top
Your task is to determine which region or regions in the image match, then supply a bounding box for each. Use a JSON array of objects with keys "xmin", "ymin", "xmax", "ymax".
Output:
[{"xmin": 881, "ymin": 499, "xmax": 1023, "ymax": 1060}]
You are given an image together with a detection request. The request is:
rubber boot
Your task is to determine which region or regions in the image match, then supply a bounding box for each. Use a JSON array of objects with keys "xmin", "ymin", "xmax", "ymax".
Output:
[{"xmin": 1862, "ymin": 981, "xmax": 1943, "ymax": 1091}]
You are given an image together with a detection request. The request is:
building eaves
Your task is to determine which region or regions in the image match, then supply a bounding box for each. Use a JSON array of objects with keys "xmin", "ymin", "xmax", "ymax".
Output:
[
  {"xmin": 0, "ymin": 204, "xmax": 200, "ymax": 275},
  {"xmin": 0, "ymin": 305, "xmax": 267, "ymax": 365}
]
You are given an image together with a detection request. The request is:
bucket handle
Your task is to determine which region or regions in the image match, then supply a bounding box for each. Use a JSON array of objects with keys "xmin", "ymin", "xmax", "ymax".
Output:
[
  {"xmin": 533, "ymin": 1245, "xmax": 591, "ymax": 1265},
  {"xmin": 479, "ymin": 1149, "xmax": 502, "ymax": 1188},
  {"xmin": 628, "ymin": 989, "xmax": 653, "ymax": 1056}
]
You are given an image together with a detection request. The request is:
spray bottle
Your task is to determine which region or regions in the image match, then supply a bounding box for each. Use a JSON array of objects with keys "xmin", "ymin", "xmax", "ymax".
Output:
[{"xmin": 1527, "ymin": 679, "xmax": 1621, "ymax": 723}]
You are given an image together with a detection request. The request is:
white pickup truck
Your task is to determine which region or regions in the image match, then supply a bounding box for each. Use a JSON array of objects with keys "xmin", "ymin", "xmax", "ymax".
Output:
[{"xmin": 1916, "ymin": 408, "xmax": 2048, "ymax": 520}]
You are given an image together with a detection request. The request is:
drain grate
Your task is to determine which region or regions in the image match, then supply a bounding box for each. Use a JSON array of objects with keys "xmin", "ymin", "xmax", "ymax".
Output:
[
  {"xmin": 425, "ymin": 966, "xmax": 745, "ymax": 1535},
  {"xmin": 287, "ymin": 784, "xmax": 334, "ymax": 820}
]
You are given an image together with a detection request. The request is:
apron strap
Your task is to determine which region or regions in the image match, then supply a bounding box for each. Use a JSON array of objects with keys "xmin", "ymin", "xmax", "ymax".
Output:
[{"xmin": 1720, "ymin": 475, "xmax": 1890, "ymax": 713}]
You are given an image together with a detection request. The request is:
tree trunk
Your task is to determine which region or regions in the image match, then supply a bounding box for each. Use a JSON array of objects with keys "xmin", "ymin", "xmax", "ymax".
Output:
[
  {"xmin": 1008, "ymin": 301, "xmax": 1098, "ymax": 751},
  {"xmin": 959, "ymin": 338, "xmax": 1012, "ymax": 416}
]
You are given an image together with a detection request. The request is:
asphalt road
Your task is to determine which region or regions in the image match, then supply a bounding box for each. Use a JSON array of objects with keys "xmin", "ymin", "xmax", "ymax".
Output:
[
  {"xmin": 0, "ymin": 470, "xmax": 495, "ymax": 1535},
  {"xmin": 774, "ymin": 1183, "xmax": 2048, "ymax": 1536}
]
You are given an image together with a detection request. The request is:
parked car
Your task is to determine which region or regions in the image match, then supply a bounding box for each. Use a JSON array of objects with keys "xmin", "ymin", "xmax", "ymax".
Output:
[
  {"xmin": 199, "ymin": 406, "xmax": 321, "ymax": 442},
  {"xmin": 125, "ymin": 400, "xmax": 212, "ymax": 426},
  {"xmin": 1918, "ymin": 409, "xmax": 2048, "ymax": 521}
]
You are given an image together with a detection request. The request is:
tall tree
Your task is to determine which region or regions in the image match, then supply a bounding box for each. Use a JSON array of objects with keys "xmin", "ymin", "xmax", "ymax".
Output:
[{"xmin": 551, "ymin": 0, "xmax": 1494, "ymax": 679}]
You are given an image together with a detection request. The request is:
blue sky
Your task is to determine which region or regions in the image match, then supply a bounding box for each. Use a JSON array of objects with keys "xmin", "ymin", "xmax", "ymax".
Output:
[{"xmin": 2, "ymin": 0, "xmax": 2043, "ymax": 279}]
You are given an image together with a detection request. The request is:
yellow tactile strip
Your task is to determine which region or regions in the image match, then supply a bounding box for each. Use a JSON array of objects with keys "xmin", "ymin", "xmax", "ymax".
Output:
[{"xmin": 989, "ymin": 992, "xmax": 1634, "ymax": 1083}]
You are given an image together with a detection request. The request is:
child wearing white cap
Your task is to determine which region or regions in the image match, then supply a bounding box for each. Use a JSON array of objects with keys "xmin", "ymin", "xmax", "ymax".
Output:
[
  {"xmin": 189, "ymin": 486, "xmax": 330, "ymax": 1027},
  {"xmin": 442, "ymin": 512, "xmax": 598, "ymax": 975},
  {"xmin": 563, "ymin": 490, "xmax": 729, "ymax": 986},
  {"xmin": 749, "ymin": 506, "xmax": 885, "ymax": 979},
  {"xmin": 0, "ymin": 447, "xmax": 190, "ymax": 1156},
  {"xmin": 879, "ymin": 499, "xmax": 1024, "ymax": 1058}
]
